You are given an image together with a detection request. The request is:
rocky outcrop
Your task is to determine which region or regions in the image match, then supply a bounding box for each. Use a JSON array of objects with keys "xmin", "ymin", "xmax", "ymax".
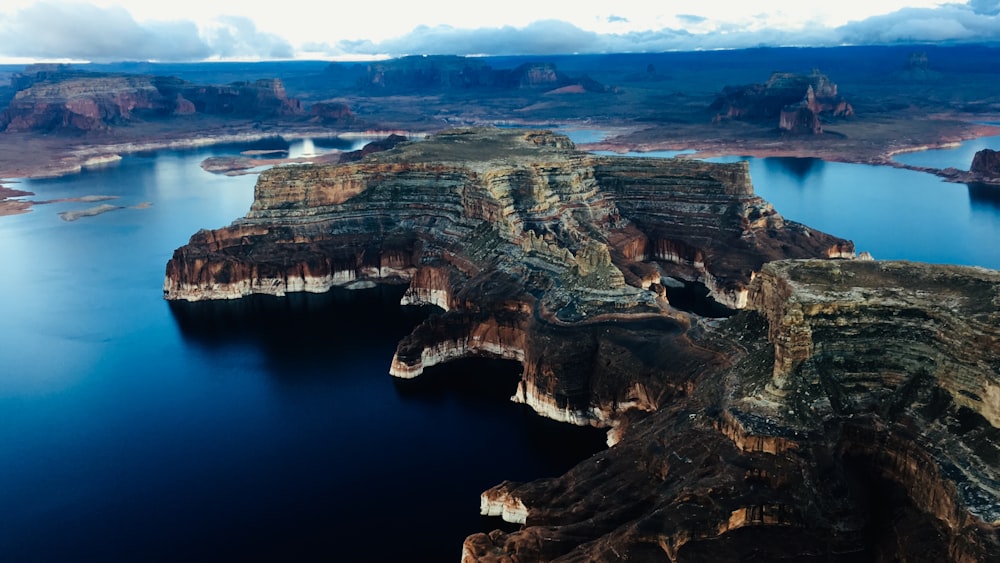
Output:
[
  {"xmin": 970, "ymin": 149, "xmax": 1000, "ymax": 183},
  {"xmin": 712, "ymin": 69, "xmax": 854, "ymax": 134},
  {"xmin": 164, "ymin": 128, "xmax": 851, "ymax": 429},
  {"xmin": 308, "ymin": 101, "xmax": 355, "ymax": 125},
  {"xmin": 358, "ymin": 56, "xmax": 605, "ymax": 93},
  {"xmin": 0, "ymin": 67, "xmax": 304, "ymax": 133},
  {"xmin": 463, "ymin": 260, "xmax": 1000, "ymax": 562}
]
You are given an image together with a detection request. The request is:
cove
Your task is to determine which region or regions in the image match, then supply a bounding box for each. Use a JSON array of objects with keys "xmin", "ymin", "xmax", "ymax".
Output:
[
  {"xmin": 707, "ymin": 154, "xmax": 1000, "ymax": 269},
  {"xmin": 0, "ymin": 142, "xmax": 605, "ymax": 561}
]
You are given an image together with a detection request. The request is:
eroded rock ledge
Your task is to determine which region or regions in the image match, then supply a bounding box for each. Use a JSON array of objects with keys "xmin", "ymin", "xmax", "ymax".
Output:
[
  {"xmin": 464, "ymin": 260, "xmax": 1000, "ymax": 562},
  {"xmin": 164, "ymin": 128, "xmax": 850, "ymax": 429}
]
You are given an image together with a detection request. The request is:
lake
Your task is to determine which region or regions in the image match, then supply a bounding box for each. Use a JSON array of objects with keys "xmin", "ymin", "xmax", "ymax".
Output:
[
  {"xmin": 2, "ymin": 132, "xmax": 999, "ymax": 561},
  {"xmin": 594, "ymin": 132, "xmax": 1000, "ymax": 270},
  {"xmin": 0, "ymin": 138, "xmax": 605, "ymax": 562}
]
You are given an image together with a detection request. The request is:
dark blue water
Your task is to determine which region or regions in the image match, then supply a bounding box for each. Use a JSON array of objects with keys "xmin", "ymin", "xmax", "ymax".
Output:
[
  {"xmin": 0, "ymin": 143, "xmax": 606, "ymax": 561},
  {"xmin": 5, "ymin": 135, "xmax": 1000, "ymax": 561}
]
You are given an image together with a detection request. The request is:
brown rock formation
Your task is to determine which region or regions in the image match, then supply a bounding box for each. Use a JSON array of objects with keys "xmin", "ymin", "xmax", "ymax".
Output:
[
  {"xmin": 164, "ymin": 128, "xmax": 851, "ymax": 428},
  {"xmin": 0, "ymin": 67, "xmax": 303, "ymax": 133},
  {"xmin": 308, "ymin": 101, "xmax": 355, "ymax": 125},
  {"xmin": 464, "ymin": 260, "xmax": 1000, "ymax": 562},
  {"xmin": 971, "ymin": 148, "xmax": 1000, "ymax": 183},
  {"xmin": 712, "ymin": 69, "xmax": 854, "ymax": 134},
  {"xmin": 162, "ymin": 129, "xmax": 999, "ymax": 560}
]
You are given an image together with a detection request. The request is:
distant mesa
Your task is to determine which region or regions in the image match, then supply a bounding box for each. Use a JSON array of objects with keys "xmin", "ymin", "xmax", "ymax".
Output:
[
  {"xmin": 0, "ymin": 65, "xmax": 304, "ymax": 133},
  {"xmin": 308, "ymin": 101, "xmax": 356, "ymax": 126},
  {"xmin": 711, "ymin": 69, "xmax": 854, "ymax": 134},
  {"xmin": 356, "ymin": 55, "xmax": 609, "ymax": 94}
]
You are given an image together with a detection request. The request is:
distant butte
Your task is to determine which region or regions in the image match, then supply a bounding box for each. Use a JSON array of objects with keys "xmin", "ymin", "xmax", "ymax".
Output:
[
  {"xmin": 0, "ymin": 65, "xmax": 303, "ymax": 134},
  {"xmin": 711, "ymin": 69, "xmax": 854, "ymax": 134}
]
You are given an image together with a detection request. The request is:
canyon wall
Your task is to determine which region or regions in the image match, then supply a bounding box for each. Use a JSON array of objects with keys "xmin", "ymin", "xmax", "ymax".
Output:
[
  {"xmin": 464, "ymin": 260, "xmax": 1000, "ymax": 562},
  {"xmin": 165, "ymin": 128, "xmax": 850, "ymax": 428},
  {"xmin": 0, "ymin": 67, "xmax": 304, "ymax": 133}
]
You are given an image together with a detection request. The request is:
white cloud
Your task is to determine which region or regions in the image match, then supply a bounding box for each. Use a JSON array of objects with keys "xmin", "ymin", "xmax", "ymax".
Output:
[{"xmin": 0, "ymin": 1, "xmax": 996, "ymax": 62}]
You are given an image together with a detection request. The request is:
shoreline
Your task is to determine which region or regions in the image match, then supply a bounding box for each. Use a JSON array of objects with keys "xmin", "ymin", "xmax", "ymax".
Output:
[{"xmin": 4, "ymin": 120, "xmax": 1000, "ymax": 218}]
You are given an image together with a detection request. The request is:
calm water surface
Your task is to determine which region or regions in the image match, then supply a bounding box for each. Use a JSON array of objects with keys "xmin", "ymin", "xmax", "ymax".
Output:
[
  {"xmin": 0, "ymin": 140, "xmax": 605, "ymax": 561},
  {"xmin": 4, "ymin": 134, "xmax": 1000, "ymax": 561},
  {"xmin": 707, "ymin": 154, "xmax": 1000, "ymax": 269}
]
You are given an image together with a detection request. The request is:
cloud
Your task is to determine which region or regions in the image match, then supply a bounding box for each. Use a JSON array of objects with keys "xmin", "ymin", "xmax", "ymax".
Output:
[
  {"xmin": 332, "ymin": 20, "xmax": 603, "ymax": 56},
  {"xmin": 676, "ymin": 14, "xmax": 709, "ymax": 25},
  {"xmin": 0, "ymin": 2, "xmax": 209, "ymax": 61},
  {"xmin": 315, "ymin": 3, "xmax": 999, "ymax": 57},
  {"xmin": 0, "ymin": 2, "xmax": 292, "ymax": 62},
  {"xmin": 0, "ymin": 1, "xmax": 998, "ymax": 62},
  {"xmin": 968, "ymin": 0, "xmax": 1000, "ymax": 15},
  {"xmin": 837, "ymin": 5, "xmax": 1000, "ymax": 44},
  {"xmin": 204, "ymin": 16, "xmax": 294, "ymax": 60}
]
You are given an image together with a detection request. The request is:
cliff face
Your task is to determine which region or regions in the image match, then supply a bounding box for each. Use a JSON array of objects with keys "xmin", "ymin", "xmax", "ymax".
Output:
[
  {"xmin": 970, "ymin": 148, "xmax": 1000, "ymax": 183},
  {"xmin": 359, "ymin": 55, "xmax": 605, "ymax": 93},
  {"xmin": 712, "ymin": 70, "xmax": 854, "ymax": 134},
  {"xmin": 162, "ymin": 130, "xmax": 999, "ymax": 560},
  {"xmin": 464, "ymin": 260, "xmax": 1000, "ymax": 562},
  {"xmin": 164, "ymin": 128, "xmax": 850, "ymax": 427},
  {"xmin": 0, "ymin": 68, "xmax": 303, "ymax": 133}
]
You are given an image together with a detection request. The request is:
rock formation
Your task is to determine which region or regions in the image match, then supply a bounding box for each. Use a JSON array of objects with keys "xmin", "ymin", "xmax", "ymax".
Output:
[
  {"xmin": 0, "ymin": 66, "xmax": 303, "ymax": 133},
  {"xmin": 970, "ymin": 148, "xmax": 1000, "ymax": 183},
  {"xmin": 162, "ymin": 129, "xmax": 1000, "ymax": 561},
  {"xmin": 712, "ymin": 69, "xmax": 854, "ymax": 134},
  {"xmin": 358, "ymin": 55, "xmax": 606, "ymax": 93},
  {"xmin": 464, "ymin": 260, "xmax": 1000, "ymax": 562},
  {"xmin": 308, "ymin": 101, "xmax": 355, "ymax": 126},
  {"xmin": 164, "ymin": 128, "xmax": 850, "ymax": 422}
]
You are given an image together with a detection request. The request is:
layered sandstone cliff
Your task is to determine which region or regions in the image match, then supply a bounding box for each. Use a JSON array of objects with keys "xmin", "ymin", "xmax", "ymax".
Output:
[
  {"xmin": 464, "ymin": 260, "xmax": 1000, "ymax": 562},
  {"xmin": 164, "ymin": 128, "xmax": 851, "ymax": 428},
  {"xmin": 0, "ymin": 67, "xmax": 303, "ymax": 133},
  {"xmin": 712, "ymin": 69, "xmax": 854, "ymax": 134},
  {"xmin": 162, "ymin": 129, "xmax": 999, "ymax": 560},
  {"xmin": 970, "ymin": 148, "xmax": 1000, "ymax": 183}
]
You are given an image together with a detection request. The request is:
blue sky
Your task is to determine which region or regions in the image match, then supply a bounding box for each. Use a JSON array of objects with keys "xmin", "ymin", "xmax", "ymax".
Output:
[{"xmin": 0, "ymin": 0, "xmax": 998, "ymax": 62}]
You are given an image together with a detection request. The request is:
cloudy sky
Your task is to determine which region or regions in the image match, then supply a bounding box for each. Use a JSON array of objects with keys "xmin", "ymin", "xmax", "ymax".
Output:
[{"xmin": 0, "ymin": 0, "xmax": 998, "ymax": 63}]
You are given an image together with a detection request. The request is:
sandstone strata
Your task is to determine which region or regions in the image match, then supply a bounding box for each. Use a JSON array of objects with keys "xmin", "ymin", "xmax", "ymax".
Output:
[
  {"xmin": 464, "ymin": 260, "xmax": 1000, "ymax": 562},
  {"xmin": 970, "ymin": 148, "xmax": 1000, "ymax": 183},
  {"xmin": 712, "ymin": 70, "xmax": 854, "ymax": 134},
  {"xmin": 0, "ymin": 67, "xmax": 303, "ymax": 133},
  {"xmin": 165, "ymin": 128, "xmax": 851, "ymax": 430},
  {"xmin": 162, "ymin": 129, "xmax": 999, "ymax": 561}
]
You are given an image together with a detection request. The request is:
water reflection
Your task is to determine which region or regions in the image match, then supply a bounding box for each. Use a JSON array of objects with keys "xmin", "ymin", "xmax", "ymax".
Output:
[
  {"xmin": 762, "ymin": 156, "xmax": 825, "ymax": 182},
  {"xmin": 968, "ymin": 183, "xmax": 1000, "ymax": 212}
]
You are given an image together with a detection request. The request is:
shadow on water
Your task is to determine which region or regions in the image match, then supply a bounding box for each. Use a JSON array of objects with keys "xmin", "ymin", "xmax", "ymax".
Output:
[
  {"xmin": 168, "ymin": 285, "xmax": 426, "ymax": 359},
  {"xmin": 164, "ymin": 285, "xmax": 607, "ymax": 560},
  {"xmin": 763, "ymin": 156, "xmax": 825, "ymax": 182},
  {"xmin": 395, "ymin": 357, "xmax": 608, "ymax": 464},
  {"xmin": 968, "ymin": 182, "xmax": 1000, "ymax": 212}
]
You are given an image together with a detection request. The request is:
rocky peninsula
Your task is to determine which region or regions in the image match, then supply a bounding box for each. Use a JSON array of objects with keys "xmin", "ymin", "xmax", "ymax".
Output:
[{"xmin": 162, "ymin": 128, "xmax": 1000, "ymax": 560}]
